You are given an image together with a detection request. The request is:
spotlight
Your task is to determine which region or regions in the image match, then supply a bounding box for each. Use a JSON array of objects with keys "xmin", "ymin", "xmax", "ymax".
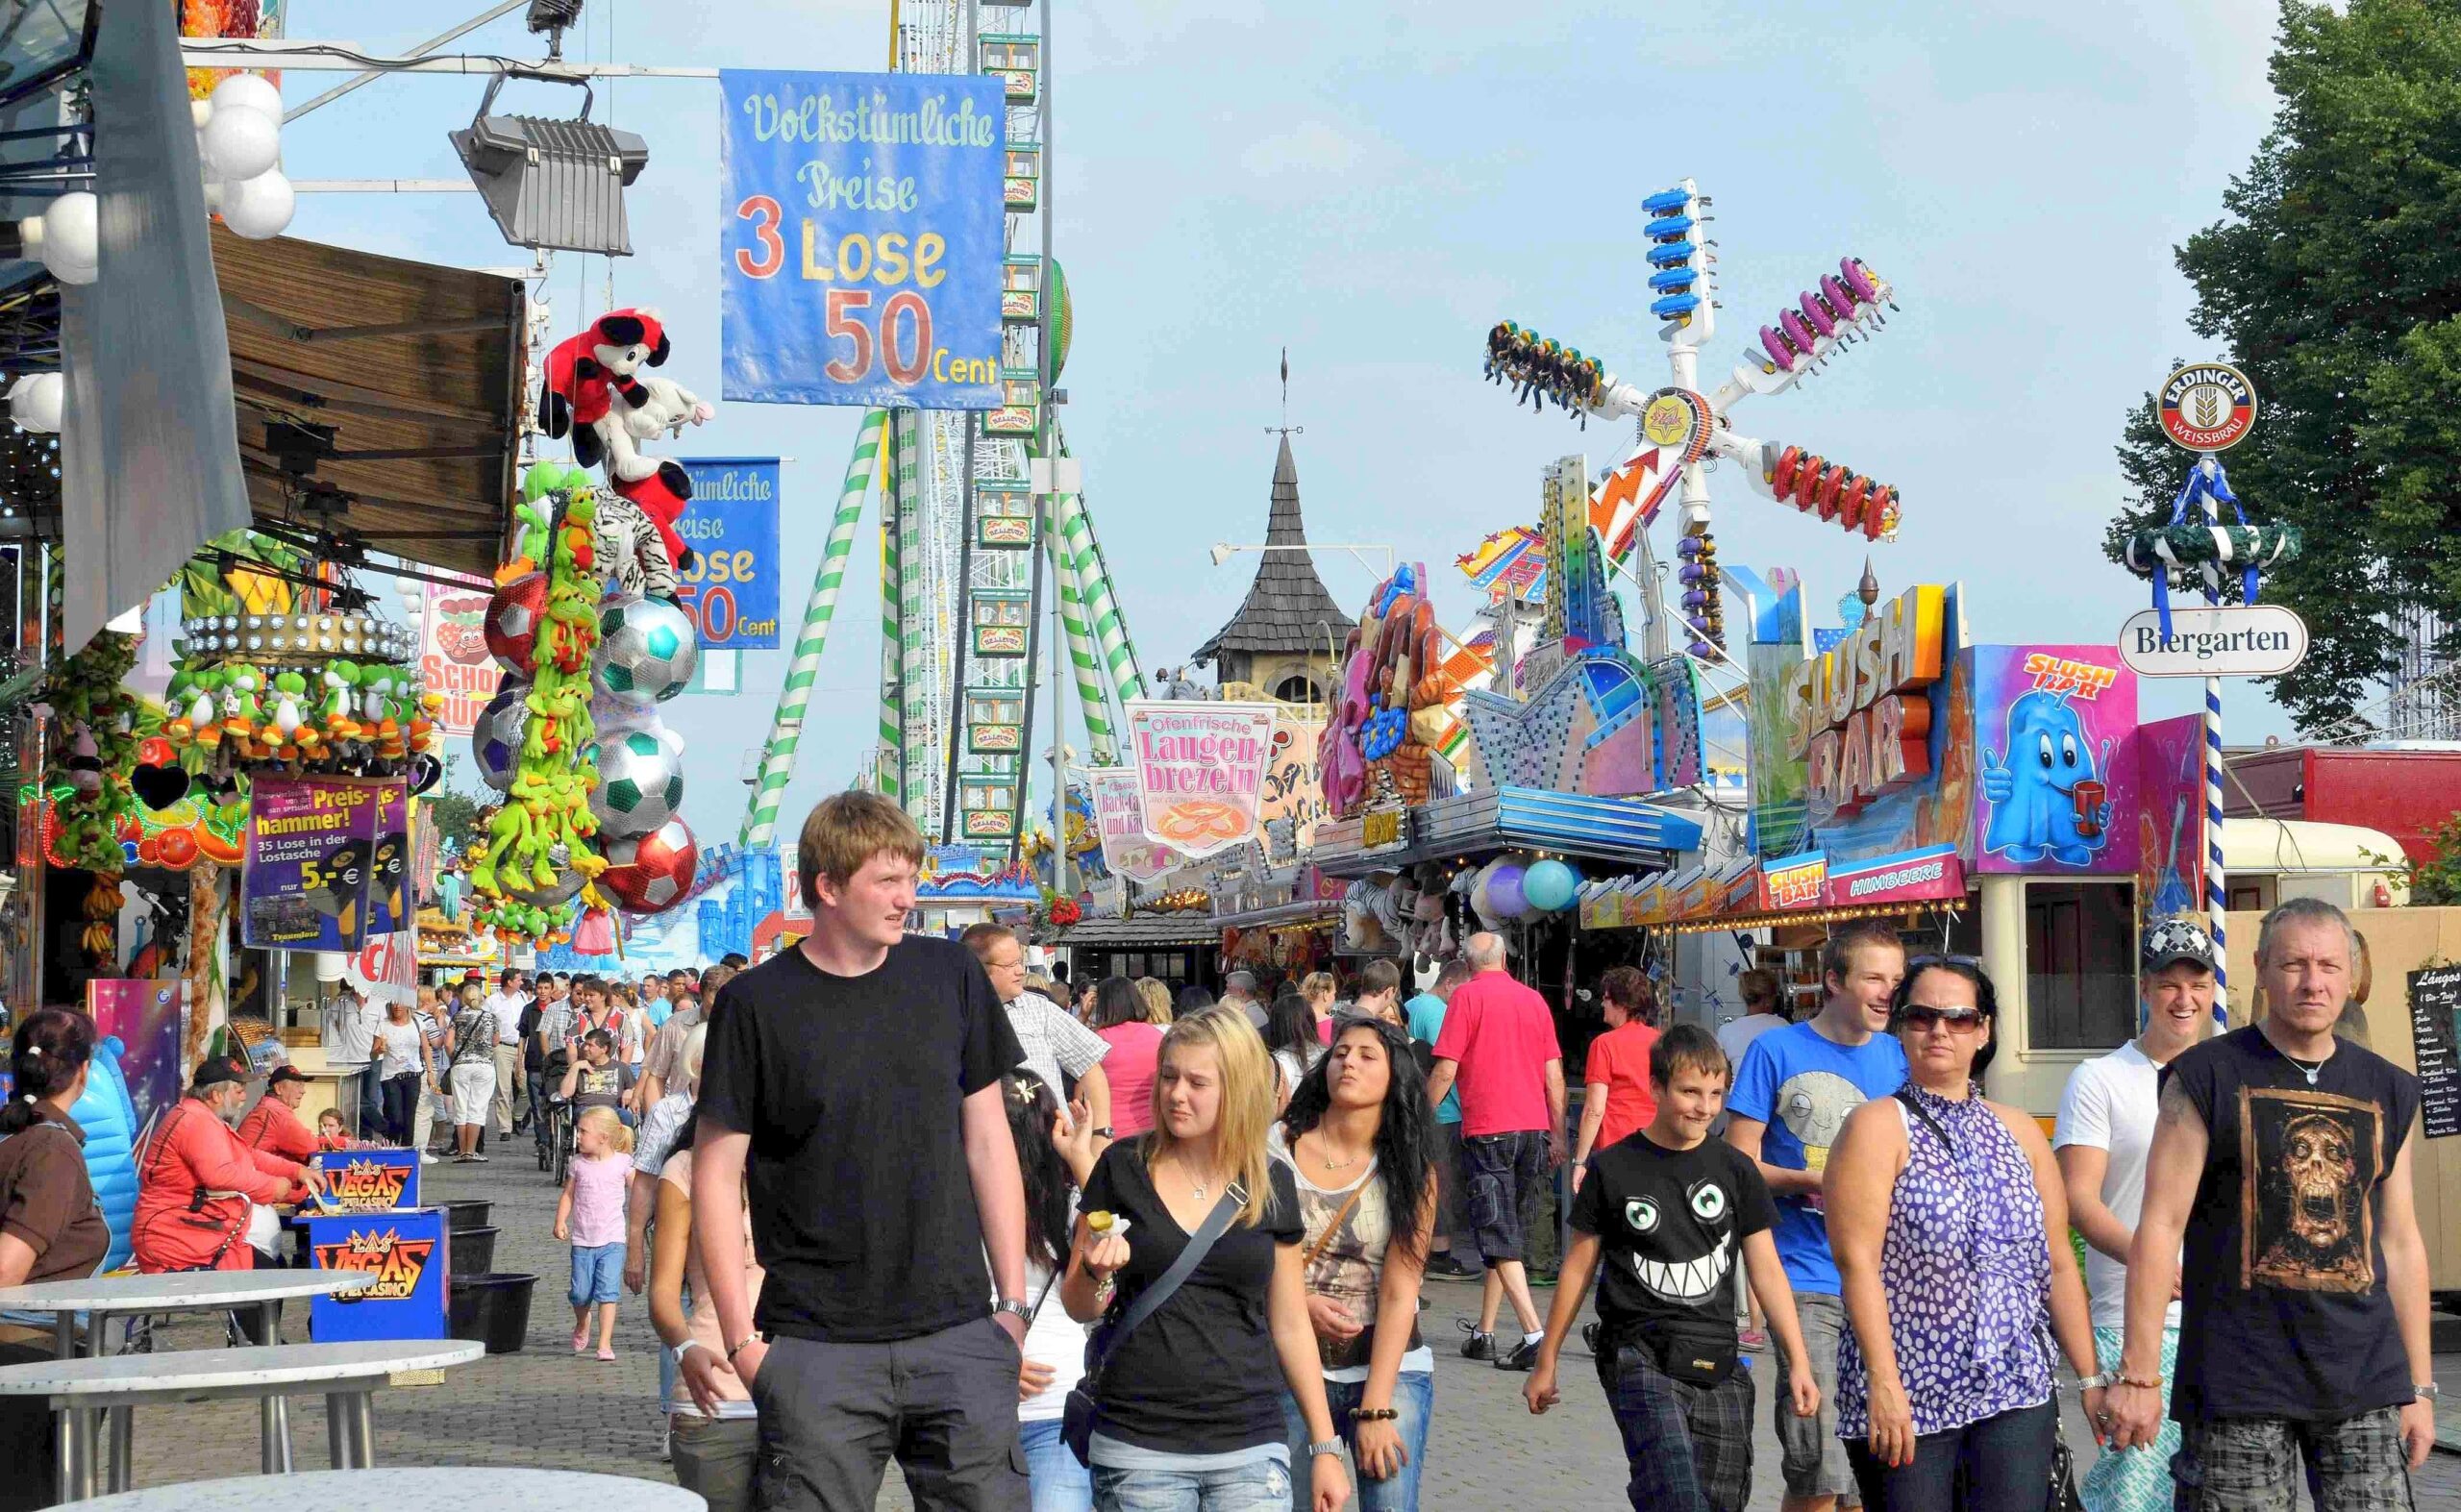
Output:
[{"xmin": 450, "ymin": 72, "xmax": 647, "ymax": 256}]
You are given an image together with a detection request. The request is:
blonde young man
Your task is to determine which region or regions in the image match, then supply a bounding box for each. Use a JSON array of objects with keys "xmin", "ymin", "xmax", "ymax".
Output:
[{"xmin": 693, "ymin": 792, "xmax": 1031, "ymax": 1512}]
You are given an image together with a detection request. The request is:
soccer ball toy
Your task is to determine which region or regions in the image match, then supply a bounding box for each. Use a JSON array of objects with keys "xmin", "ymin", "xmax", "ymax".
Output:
[
  {"xmin": 600, "ymin": 817, "xmax": 699, "ymax": 911},
  {"xmin": 593, "ymin": 593, "xmax": 699, "ymax": 703},
  {"xmin": 588, "ymin": 726, "xmax": 684, "ymax": 837},
  {"xmin": 470, "ymin": 679, "xmax": 531, "ymax": 793},
  {"xmin": 485, "ymin": 572, "xmax": 550, "ymax": 675}
]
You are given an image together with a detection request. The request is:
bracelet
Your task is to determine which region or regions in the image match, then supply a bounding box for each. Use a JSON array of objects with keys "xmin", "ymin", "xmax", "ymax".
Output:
[
  {"xmin": 1305, "ymin": 1438, "xmax": 1343, "ymax": 1459},
  {"xmin": 2113, "ymin": 1372, "xmax": 2162, "ymax": 1390},
  {"xmin": 725, "ymin": 1333, "xmax": 761, "ymax": 1361},
  {"xmin": 1351, "ymin": 1407, "xmax": 1400, "ymax": 1423},
  {"xmin": 2074, "ymin": 1371, "xmax": 2115, "ymax": 1393}
]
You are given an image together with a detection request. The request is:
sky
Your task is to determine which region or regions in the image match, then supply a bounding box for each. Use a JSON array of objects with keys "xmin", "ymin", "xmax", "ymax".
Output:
[{"xmin": 271, "ymin": 0, "xmax": 2299, "ymax": 850}]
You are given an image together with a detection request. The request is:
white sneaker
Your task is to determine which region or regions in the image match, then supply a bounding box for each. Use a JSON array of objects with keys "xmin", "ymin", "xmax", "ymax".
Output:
[
  {"xmin": 419, "ymin": 1153, "xmax": 437, "ymax": 1165},
  {"xmin": 659, "ymin": 1425, "xmax": 671, "ymax": 1463}
]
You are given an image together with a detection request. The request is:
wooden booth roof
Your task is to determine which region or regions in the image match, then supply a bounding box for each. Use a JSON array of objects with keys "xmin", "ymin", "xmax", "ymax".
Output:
[{"xmin": 213, "ymin": 226, "xmax": 525, "ymax": 579}]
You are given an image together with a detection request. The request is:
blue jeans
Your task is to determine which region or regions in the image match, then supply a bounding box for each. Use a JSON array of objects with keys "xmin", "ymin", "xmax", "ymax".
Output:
[
  {"xmin": 568, "ymin": 1242, "xmax": 623, "ymax": 1307},
  {"xmin": 1278, "ymin": 1371, "xmax": 1431, "ymax": 1512},
  {"xmin": 1092, "ymin": 1459, "xmax": 1289, "ymax": 1512},
  {"xmin": 1020, "ymin": 1418, "xmax": 1092, "ymax": 1512}
]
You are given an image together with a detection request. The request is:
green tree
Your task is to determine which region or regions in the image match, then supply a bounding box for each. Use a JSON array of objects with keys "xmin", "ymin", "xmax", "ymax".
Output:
[
  {"xmin": 2411, "ymin": 809, "xmax": 2461, "ymax": 905},
  {"xmin": 423, "ymin": 785, "xmax": 481, "ymax": 857},
  {"xmin": 2105, "ymin": 0, "xmax": 2461, "ymax": 733}
]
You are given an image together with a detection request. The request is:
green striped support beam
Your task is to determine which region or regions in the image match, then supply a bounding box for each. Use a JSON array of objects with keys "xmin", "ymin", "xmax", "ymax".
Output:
[
  {"xmin": 1047, "ymin": 526, "xmax": 1117, "ymax": 764},
  {"xmin": 739, "ymin": 410, "xmax": 888, "ymax": 849},
  {"xmin": 1050, "ymin": 482, "xmax": 1147, "ymax": 701},
  {"xmin": 874, "ymin": 415, "xmax": 909, "ymax": 804}
]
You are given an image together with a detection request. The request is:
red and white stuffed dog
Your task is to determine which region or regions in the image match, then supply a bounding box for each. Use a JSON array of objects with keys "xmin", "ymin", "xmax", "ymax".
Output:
[
  {"xmin": 591, "ymin": 375, "xmax": 714, "ymax": 571},
  {"xmin": 539, "ymin": 308, "xmax": 671, "ymax": 468}
]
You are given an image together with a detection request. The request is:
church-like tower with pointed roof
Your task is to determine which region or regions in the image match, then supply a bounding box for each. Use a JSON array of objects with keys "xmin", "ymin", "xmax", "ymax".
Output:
[{"xmin": 1191, "ymin": 434, "xmax": 1356, "ymax": 704}]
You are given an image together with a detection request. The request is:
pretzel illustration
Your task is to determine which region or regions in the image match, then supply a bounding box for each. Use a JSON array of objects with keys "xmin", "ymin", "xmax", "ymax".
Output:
[{"xmin": 1152, "ymin": 799, "xmax": 1245, "ymax": 846}]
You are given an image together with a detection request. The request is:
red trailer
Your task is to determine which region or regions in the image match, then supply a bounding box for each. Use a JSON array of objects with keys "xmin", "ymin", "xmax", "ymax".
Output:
[{"xmin": 2224, "ymin": 745, "xmax": 2461, "ymax": 868}]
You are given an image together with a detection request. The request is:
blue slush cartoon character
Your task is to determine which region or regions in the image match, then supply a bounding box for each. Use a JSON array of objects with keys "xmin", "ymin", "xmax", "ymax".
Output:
[{"xmin": 1979, "ymin": 689, "xmax": 2113, "ymax": 865}]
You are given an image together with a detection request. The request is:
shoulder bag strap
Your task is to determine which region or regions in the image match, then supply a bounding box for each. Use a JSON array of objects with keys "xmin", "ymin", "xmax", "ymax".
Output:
[
  {"xmin": 1085, "ymin": 1181, "xmax": 1250, "ymax": 1381},
  {"xmin": 1301, "ymin": 1173, "xmax": 1372, "ymax": 1271},
  {"xmin": 1893, "ymin": 1088, "xmax": 1955, "ymax": 1156}
]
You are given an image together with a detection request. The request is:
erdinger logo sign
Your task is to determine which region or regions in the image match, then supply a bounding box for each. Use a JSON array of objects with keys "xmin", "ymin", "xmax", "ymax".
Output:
[
  {"xmin": 1781, "ymin": 585, "xmax": 1947, "ymax": 820},
  {"xmin": 329, "ymin": 1158, "xmax": 412, "ymax": 1211},
  {"xmin": 311, "ymin": 1227, "xmax": 437, "ymax": 1301}
]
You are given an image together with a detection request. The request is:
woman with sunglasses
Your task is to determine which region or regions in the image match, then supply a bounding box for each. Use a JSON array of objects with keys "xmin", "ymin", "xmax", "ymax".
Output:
[{"xmin": 1823, "ymin": 957, "xmax": 2102, "ymax": 1511}]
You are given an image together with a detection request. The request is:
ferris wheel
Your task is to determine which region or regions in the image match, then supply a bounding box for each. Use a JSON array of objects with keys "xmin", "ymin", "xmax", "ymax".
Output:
[{"xmin": 736, "ymin": 0, "xmax": 1147, "ymax": 857}]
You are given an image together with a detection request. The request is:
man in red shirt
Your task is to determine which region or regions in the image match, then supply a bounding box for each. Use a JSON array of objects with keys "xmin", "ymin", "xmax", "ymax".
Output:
[
  {"xmin": 1572, "ymin": 966, "xmax": 1660, "ymax": 1185},
  {"xmin": 1426, "ymin": 930, "xmax": 1567, "ymax": 1372},
  {"xmin": 235, "ymin": 1066, "xmax": 321, "ymax": 1163}
]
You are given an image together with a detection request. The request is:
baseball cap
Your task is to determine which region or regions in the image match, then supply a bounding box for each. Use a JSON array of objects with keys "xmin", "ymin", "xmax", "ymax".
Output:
[
  {"xmin": 2141, "ymin": 916, "xmax": 2222, "ymax": 975},
  {"xmin": 190, "ymin": 1054, "xmax": 250, "ymax": 1091},
  {"xmin": 265, "ymin": 1065, "xmax": 311, "ymax": 1087}
]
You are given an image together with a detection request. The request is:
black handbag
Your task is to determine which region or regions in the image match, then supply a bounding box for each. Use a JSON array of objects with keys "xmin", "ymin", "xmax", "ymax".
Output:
[{"xmin": 1062, "ymin": 1183, "xmax": 1248, "ymax": 1467}]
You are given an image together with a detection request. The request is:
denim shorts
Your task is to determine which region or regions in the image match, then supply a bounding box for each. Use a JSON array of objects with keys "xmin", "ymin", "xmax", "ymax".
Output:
[
  {"xmin": 1459, "ymin": 1129, "xmax": 1549, "ymax": 1263},
  {"xmin": 568, "ymin": 1241, "xmax": 623, "ymax": 1306}
]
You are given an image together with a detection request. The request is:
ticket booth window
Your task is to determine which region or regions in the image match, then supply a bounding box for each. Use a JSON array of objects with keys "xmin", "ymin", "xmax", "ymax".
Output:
[{"xmin": 2025, "ymin": 880, "xmax": 2137, "ymax": 1049}]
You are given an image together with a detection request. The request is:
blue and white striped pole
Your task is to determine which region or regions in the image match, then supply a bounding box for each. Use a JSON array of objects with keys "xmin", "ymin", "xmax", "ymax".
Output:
[{"xmin": 2203, "ymin": 565, "xmax": 2229, "ymax": 1020}]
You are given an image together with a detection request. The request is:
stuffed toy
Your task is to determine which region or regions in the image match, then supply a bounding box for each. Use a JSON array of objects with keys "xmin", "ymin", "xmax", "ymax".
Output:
[
  {"xmin": 539, "ymin": 308, "xmax": 672, "ymax": 467},
  {"xmin": 592, "ymin": 489, "xmax": 680, "ymax": 605},
  {"xmin": 592, "ymin": 374, "xmax": 714, "ymax": 571}
]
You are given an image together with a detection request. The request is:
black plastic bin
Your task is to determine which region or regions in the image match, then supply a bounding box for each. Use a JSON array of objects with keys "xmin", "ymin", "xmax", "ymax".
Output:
[
  {"xmin": 449, "ymin": 1224, "xmax": 499, "ymax": 1277},
  {"xmin": 448, "ymin": 1272, "xmax": 536, "ymax": 1354},
  {"xmin": 442, "ymin": 1200, "xmax": 492, "ymax": 1232}
]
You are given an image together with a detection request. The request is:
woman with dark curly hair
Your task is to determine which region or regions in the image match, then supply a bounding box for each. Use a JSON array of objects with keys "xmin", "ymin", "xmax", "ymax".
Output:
[{"xmin": 1274, "ymin": 1016, "xmax": 1438, "ymax": 1510}]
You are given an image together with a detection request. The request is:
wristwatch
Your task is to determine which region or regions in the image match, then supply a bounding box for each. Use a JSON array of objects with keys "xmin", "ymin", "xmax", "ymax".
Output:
[
  {"xmin": 1306, "ymin": 1439, "xmax": 1343, "ymax": 1459},
  {"xmin": 992, "ymin": 1298, "xmax": 1034, "ymax": 1326},
  {"xmin": 1091, "ymin": 1127, "xmax": 1114, "ymax": 1140},
  {"xmin": 673, "ymin": 1339, "xmax": 706, "ymax": 1366},
  {"xmin": 2418, "ymin": 1382, "xmax": 2442, "ymax": 1401},
  {"xmin": 2075, "ymin": 1371, "xmax": 2115, "ymax": 1392}
]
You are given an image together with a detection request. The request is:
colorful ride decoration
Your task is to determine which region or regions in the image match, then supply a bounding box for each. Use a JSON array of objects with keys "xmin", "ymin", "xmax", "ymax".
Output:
[
  {"xmin": 465, "ymin": 459, "xmax": 702, "ymax": 946},
  {"xmin": 1321, "ymin": 562, "xmax": 1452, "ymax": 819},
  {"xmin": 1483, "ymin": 180, "xmax": 1910, "ymax": 657},
  {"xmin": 159, "ymin": 532, "xmax": 435, "ymax": 781}
]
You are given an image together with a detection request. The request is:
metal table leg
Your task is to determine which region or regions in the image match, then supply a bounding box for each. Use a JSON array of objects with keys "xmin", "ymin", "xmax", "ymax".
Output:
[
  {"xmin": 345, "ymin": 1392, "xmax": 375, "ymax": 1468},
  {"xmin": 105, "ymin": 1409, "xmax": 131, "ymax": 1493},
  {"xmin": 260, "ymin": 1394, "xmax": 291, "ymax": 1474},
  {"xmin": 325, "ymin": 1393, "xmax": 349, "ymax": 1469},
  {"xmin": 53, "ymin": 1401, "xmax": 79, "ymax": 1504}
]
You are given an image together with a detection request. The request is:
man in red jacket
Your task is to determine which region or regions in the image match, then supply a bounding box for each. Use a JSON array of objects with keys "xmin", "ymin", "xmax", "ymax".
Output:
[
  {"xmin": 134, "ymin": 1056, "xmax": 324, "ymax": 1277},
  {"xmin": 235, "ymin": 1066, "xmax": 320, "ymax": 1164}
]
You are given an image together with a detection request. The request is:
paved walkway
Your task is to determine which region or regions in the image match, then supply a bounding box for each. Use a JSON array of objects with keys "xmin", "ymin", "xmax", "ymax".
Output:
[{"xmin": 110, "ymin": 1150, "xmax": 2461, "ymax": 1508}]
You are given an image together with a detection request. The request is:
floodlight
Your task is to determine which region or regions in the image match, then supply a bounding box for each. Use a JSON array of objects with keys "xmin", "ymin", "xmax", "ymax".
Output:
[{"xmin": 450, "ymin": 73, "xmax": 648, "ymax": 256}]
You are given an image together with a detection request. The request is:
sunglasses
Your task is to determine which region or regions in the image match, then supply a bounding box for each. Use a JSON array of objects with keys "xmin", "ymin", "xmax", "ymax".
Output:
[{"xmin": 1897, "ymin": 1004, "xmax": 1988, "ymax": 1033}]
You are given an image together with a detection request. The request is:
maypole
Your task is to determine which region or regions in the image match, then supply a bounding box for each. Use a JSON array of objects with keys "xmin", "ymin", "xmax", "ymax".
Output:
[
  {"xmin": 2119, "ymin": 362, "xmax": 2301, "ymax": 1017},
  {"xmin": 739, "ymin": 410, "xmax": 887, "ymax": 848},
  {"xmin": 875, "ymin": 418, "xmax": 908, "ymax": 806}
]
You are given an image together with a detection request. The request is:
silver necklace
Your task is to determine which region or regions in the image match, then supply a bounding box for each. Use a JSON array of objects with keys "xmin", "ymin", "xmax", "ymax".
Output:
[{"xmin": 2283, "ymin": 1053, "xmax": 2325, "ymax": 1086}]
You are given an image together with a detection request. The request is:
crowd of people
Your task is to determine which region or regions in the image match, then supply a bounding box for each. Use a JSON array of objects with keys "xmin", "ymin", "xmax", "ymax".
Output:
[{"xmin": 0, "ymin": 782, "xmax": 2441, "ymax": 1512}]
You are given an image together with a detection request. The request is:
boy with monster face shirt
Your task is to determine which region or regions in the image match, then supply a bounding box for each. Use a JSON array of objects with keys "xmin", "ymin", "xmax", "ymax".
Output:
[{"xmin": 1526, "ymin": 1025, "xmax": 1820, "ymax": 1512}]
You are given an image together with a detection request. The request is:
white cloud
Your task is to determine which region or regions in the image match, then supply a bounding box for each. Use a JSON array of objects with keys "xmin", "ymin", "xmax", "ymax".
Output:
[{"xmin": 1238, "ymin": 120, "xmax": 1377, "ymax": 179}]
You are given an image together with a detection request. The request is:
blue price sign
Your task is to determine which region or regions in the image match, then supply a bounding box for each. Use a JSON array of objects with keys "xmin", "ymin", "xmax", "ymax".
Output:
[
  {"xmin": 674, "ymin": 458, "xmax": 782, "ymax": 650},
  {"xmin": 720, "ymin": 71, "xmax": 1007, "ymax": 409}
]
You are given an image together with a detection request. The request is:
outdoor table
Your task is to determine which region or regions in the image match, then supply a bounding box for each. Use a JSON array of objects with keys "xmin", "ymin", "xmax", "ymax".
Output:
[
  {"xmin": 52, "ymin": 1467, "xmax": 706, "ymax": 1512},
  {"xmin": 0, "ymin": 1267, "xmax": 380, "ymax": 1491},
  {"xmin": 0, "ymin": 1337, "xmax": 482, "ymax": 1503}
]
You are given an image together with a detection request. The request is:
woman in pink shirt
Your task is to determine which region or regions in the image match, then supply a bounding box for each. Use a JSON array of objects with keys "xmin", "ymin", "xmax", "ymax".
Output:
[{"xmin": 1091, "ymin": 976, "xmax": 1164, "ymax": 1136}]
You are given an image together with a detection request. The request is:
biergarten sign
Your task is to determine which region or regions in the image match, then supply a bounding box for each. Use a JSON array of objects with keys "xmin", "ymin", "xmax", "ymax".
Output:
[{"xmin": 2118, "ymin": 605, "xmax": 2309, "ymax": 679}]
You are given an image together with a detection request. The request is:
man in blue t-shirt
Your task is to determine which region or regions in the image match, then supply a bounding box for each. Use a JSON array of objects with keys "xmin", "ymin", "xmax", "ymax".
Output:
[
  {"xmin": 1406, "ymin": 956, "xmax": 1478, "ymax": 1277},
  {"xmin": 1726, "ymin": 919, "xmax": 1907, "ymax": 1512}
]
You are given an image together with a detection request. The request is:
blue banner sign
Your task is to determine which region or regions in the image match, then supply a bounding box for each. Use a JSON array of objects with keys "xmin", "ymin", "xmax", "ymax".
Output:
[
  {"xmin": 721, "ymin": 70, "xmax": 1007, "ymax": 409},
  {"xmin": 306, "ymin": 1207, "xmax": 447, "ymax": 1342},
  {"xmin": 674, "ymin": 458, "xmax": 783, "ymax": 649}
]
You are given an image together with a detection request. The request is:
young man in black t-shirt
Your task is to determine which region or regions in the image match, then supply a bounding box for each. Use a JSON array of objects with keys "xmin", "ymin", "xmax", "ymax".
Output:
[
  {"xmin": 1524, "ymin": 1025, "xmax": 1820, "ymax": 1512},
  {"xmin": 693, "ymin": 792, "xmax": 1031, "ymax": 1512},
  {"xmin": 2105, "ymin": 898, "xmax": 2433, "ymax": 1509}
]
